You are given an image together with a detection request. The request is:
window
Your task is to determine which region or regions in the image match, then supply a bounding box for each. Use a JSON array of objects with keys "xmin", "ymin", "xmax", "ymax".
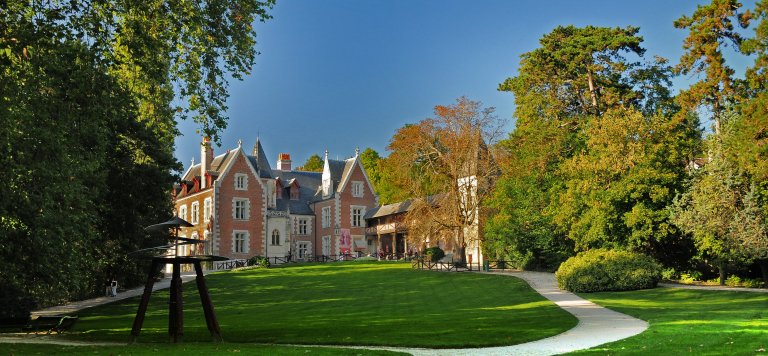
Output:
[
  {"xmin": 190, "ymin": 202, "xmax": 199, "ymax": 224},
  {"xmin": 322, "ymin": 207, "xmax": 331, "ymax": 228},
  {"xmin": 234, "ymin": 173, "xmax": 247, "ymax": 190},
  {"xmin": 203, "ymin": 198, "xmax": 212, "ymax": 223},
  {"xmin": 351, "ymin": 206, "xmax": 365, "ymax": 227},
  {"xmin": 178, "ymin": 205, "xmax": 187, "ymax": 221},
  {"xmin": 351, "ymin": 181, "xmax": 363, "ymax": 197},
  {"xmin": 233, "ymin": 198, "xmax": 249, "ymax": 220},
  {"xmin": 298, "ymin": 218, "xmax": 308, "ymax": 235},
  {"xmin": 233, "ymin": 231, "xmax": 249, "ymax": 253},
  {"xmin": 271, "ymin": 229, "xmax": 280, "ymax": 245},
  {"xmin": 298, "ymin": 242, "xmax": 309, "ymax": 259},
  {"xmin": 322, "ymin": 236, "xmax": 331, "ymax": 256}
]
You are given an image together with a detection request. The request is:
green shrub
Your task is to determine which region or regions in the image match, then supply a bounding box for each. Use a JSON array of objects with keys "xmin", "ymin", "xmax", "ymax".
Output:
[
  {"xmin": 680, "ymin": 271, "xmax": 702, "ymax": 283},
  {"xmin": 424, "ymin": 247, "xmax": 445, "ymax": 262},
  {"xmin": 247, "ymin": 256, "xmax": 270, "ymax": 268},
  {"xmin": 555, "ymin": 249, "xmax": 662, "ymax": 293},
  {"xmin": 661, "ymin": 268, "xmax": 679, "ymax": 281}
]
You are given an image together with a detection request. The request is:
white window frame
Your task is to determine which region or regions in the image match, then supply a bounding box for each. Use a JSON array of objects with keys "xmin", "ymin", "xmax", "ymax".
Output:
[
  {"xmin": 234, "ymin": 173, "xmax": 248, "ymax": 190},
  {"xmin": 190, "ymin": 202, "xmax": 200, "ymax": 224},
  {"xmin": 322, "ymin": 236, "xmax": 331, "ymax": 256},
  {"xmin": 322, "ymin": 206, "xmax": 331, "ymax": 228},
  {"xmin": 298, "ymin": 241, "xmax": 309, "ymax": 259},
  {"xmin": 233, "ymin": 198, "xmax": 250, "ymax": 220},
  {"xmin": 351, "ymin": 206, "xmax": 365, "ymax": 227},
  {"xmin": 298, "ymin": 218, "xmax": 308, "ymax": 235},
  {"xmin": 179, "ymin": 205, "xmax": 187, "ymax": 222},
  {"xmin": 203, "ymin": 198, "xmax": 212, "ymax": 223},
  {"xmin": 271, "ymin": 229, "xmax": 281, "ymax": 245},
  {"xmin": 233, "ymin": 230, "xmax": 249, "ymax": 254},
  {"xmin": 351, "ymin": 181, "xmax": 364, "ymax": 197}
]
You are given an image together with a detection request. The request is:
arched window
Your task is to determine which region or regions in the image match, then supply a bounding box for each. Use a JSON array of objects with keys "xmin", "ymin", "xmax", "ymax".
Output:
[{"xmin": 271, "ymin": 229, "xmax": 280, "ymax": 245}]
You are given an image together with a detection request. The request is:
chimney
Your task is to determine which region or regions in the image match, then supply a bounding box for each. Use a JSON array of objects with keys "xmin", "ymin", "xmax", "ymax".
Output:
[
  {"xmin": 200, "ymin": 137, "xmax": 213, "ymax": 188},
  {"xmin": 277, "ymin": 153, "xmax": 292, "ymax": 171}
]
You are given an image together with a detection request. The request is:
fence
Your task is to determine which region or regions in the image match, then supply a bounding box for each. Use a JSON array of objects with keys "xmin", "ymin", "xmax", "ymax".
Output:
[
  {"xmin": 411, "ymin": 259, "xmax": 516, "ymax": 272},
  {"xmin": 212, "ymin": 259, "xmax": 246, "ymax": 271}
]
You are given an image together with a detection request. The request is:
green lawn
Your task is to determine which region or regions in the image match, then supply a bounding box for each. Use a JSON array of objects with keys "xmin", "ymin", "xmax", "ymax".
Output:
[
  {"xmin": 2, "ymin": 343, "xmax": 406, "ymax": 355},
  {"xmin": 573, "ymin": 287, "xmax": 768, "ymax": 355},
  {"xmin": 62, "ymin": 262, "xmax": 575, "ymax": 348}
]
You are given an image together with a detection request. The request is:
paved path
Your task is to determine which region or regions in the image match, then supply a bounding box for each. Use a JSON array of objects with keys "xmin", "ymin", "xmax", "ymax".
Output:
[
  {"xmin": 339, "ymin": 271, "xmax": 648, "ymax": 356},
  {"xmin": 32, "ymin": 273, "xmax": 200, "ymax": 317}
]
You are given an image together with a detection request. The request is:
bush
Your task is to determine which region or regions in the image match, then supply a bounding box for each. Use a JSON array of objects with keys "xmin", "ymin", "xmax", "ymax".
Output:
[
  {"xmin": 247, "ymin": 256, "xmax": 270, "ymax": 268},
  {"xmin": 0, "ymin": 284, "xmax": 34, "ymax": 321},
  {"xmin": 424, "ymin": 247, "xmax": 445, "ymax": 262},
  {"xmin": 555, "ymin": 249, "xmax": 662, "ymax": 293}
]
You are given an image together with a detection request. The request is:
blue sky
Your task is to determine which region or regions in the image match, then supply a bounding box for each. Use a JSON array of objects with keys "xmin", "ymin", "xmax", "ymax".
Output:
[{"xmin": 174, "ymin": 0, "xmax": 757, "ymax": 171}]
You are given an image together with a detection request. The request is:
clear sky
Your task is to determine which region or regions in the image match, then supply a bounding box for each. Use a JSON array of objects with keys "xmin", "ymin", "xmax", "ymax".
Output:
[{"xmin": 174, "ymin": 0, "xmax": 757, "ymax": 172}]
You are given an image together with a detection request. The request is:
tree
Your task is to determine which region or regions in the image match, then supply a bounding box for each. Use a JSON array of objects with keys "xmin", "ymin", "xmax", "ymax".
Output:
[
  {"xmin": 297, "ymin": 154, "xmax": 324, "ymax": 172},
  {"xmin": 0, "ymin": 0, "xmax": 274, "ymax": 310},
  {"xmin": 674, "ymin": 0, "xmax": 750, "ymax": 136},
  {"xmin": 671, "ymin": 144, "xmax": 750, "ymax": 285},
  {"xmin": 386, "ymin": 97, "xmax": 503, "ymax": 265},
  {"xmin": 489, "ymin": 25, "xmax": 678, "ymax": 270},
  {"xmin": 553, "ymin": 107, "xmax": 699, "ymax": 267}
]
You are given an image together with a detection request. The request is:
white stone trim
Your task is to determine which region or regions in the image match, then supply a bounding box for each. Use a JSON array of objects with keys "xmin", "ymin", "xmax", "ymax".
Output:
[
  {"xmin": 232, "ymin": 197, "xmax": 250, "ymax": 220},
  {"xmin": 234, "ymin": 173, "xmax": 248, "ymax": 190},
  {"xmin": 350, "ymin": 205, "xmax": 366, "ymax": 228},
  {"xmin": 232, "ymin": 230, "xmax": 250, "ymax": 254}
]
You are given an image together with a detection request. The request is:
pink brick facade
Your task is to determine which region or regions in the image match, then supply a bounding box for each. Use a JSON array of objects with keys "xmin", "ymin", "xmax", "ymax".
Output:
[{"xmin": 173, "ymin": 139, "xmax": 378, "ymax": 262}]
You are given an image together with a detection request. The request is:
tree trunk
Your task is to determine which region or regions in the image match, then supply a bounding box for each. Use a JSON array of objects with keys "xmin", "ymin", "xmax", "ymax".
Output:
[
  {"xmin": 759, "ymin": 259, "xmax": 768, "ymax": 288},
  {"xmin": 587, "ymin": 70, "xmax": 599, "ymax": 115},
  {"xmin": 719, "ymin": 262, "xmax": 726, "ymax": 286}
]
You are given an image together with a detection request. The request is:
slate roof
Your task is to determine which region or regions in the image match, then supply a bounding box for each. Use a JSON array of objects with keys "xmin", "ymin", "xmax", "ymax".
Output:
[
  {"xmin": 251, "ymin": 138, "xmax": 273, "ymax": 179},
  {"xmin": 272, "ymin": 170, "xmax": 322, "ymax": 215}
]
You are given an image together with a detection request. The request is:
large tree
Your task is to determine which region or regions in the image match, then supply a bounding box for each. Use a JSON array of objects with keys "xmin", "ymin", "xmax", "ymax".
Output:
[
  {"xmin": 0, "ymin": 0, "xmax": 274, "ymax": 311},
  {"xmin": 488, "ymin": 25, "xmax": 678, "ymax": 270},
  {"xmin": 674, "ymin": 0, "xmax": 749, "ymax": 136},
  {"xmin": 386, "ymin": 98, "xmax": 503, "ymax": 265}
]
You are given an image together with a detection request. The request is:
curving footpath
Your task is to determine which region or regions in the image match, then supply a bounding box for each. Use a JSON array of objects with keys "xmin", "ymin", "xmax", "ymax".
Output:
[
  {"xmin": 0, "ymin": 271, "xmax": 649, "ymax": 355},
  {"xmin": 343, "ymin": 271, "xmax": 649, "ymax": 356}
]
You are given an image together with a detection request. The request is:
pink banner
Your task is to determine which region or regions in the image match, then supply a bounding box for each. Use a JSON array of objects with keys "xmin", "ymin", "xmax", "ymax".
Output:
[{"xmin": 339, "ymin": 229, "xmax": 351, "ymax": 254}]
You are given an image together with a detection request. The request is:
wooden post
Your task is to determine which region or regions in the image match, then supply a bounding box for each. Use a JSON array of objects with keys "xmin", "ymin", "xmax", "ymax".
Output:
[
  {"xmin": 194, "ymin": 261, "xmax": 223, "ymax": 342},
  {"xmin": 377, "ymin": 234, "xmax": 381, "ymax": 261},
  {"xmin": 169, "ymin": 260, "xmax": 184, "ymax": 343},
  {"xmin": 130, "ymin": 259, "xmax": 160, "ymax": 343},
  {"xmin": 391, "ymin": 234, "xmax": 396, "ymax": 260}
]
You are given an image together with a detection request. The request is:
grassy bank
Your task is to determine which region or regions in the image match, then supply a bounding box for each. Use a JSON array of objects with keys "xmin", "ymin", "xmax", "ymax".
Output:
[
  {"xmin": 63, "ymin": 262, "xmax": 575, "ymax": 348},
  {"xmin": 574, "ymin": 287, "xmax": 768, "ymax": 355}
]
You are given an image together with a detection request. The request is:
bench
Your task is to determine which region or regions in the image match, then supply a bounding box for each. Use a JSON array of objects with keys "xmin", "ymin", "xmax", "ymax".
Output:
[{"xmin": 22, "ymin": 315, "xmax": 79, "ymax": 334}]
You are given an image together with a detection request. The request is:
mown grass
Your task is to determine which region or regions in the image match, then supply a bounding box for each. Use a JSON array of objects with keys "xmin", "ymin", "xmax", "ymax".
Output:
[
  {"xmin": 61, "ymin": 262, "xmax": 575, "ymax": 348},
  {"xmin": 2, "ymin": 342, "xmax": 406, "ymax": 355},
  {"xmin": 573, "ymin": 287, "xmax": 768, "ymax": 355}
]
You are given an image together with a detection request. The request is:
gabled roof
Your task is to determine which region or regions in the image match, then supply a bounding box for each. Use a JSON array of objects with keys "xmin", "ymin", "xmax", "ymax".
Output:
[
  {"xmin": 271, "ymin": 170, "xmax": 323, "ymax": 213},
  {"xmin": 181, "ymin": 150, "xmax": 236, "ymax": 182}
]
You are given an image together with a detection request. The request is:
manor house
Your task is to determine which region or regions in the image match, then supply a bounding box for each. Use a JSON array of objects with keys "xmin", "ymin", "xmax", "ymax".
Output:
[{"xmin": 172, "ymin": 138, "xmax": 378, "ymax": 261}]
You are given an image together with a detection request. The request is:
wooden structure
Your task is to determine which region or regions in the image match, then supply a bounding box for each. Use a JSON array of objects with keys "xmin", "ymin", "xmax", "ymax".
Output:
[
  {"xmin": 130, "ymin": 217, "xmax": 228, "ymax": 343},
  {"xmin": 130, "ymin": 255, "xmax": 227, "ymax": 343}
]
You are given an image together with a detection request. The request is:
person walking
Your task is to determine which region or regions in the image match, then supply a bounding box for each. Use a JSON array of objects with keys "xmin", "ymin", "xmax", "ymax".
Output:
[{"xmin": 110, "ymin": 278, "xmax": 118, "ymax": 297}]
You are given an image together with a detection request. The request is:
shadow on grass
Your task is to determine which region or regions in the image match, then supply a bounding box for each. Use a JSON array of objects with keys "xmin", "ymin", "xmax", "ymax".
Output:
[{"xmin": 66, "ymin": 262, "xmax": 577, "ymax": 348}]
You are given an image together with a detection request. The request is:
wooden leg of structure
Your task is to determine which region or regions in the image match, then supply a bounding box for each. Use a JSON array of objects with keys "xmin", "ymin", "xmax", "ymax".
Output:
[
  {"xmin": 130, "ymin": 260, "xmax": 160, "ymax": 343},
  {"xmin": 169, "ymin": 261, "xmax": 184, "ymax": 343},
  {"xmin": 194, "ymin": 261, "xmax": 223, "ymax": 342}
]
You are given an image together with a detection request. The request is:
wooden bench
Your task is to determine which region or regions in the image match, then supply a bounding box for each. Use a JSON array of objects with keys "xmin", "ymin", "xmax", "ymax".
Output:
[{"xmin": 22, "ymin": 315, "xmax": 79, "ymax": 334}]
